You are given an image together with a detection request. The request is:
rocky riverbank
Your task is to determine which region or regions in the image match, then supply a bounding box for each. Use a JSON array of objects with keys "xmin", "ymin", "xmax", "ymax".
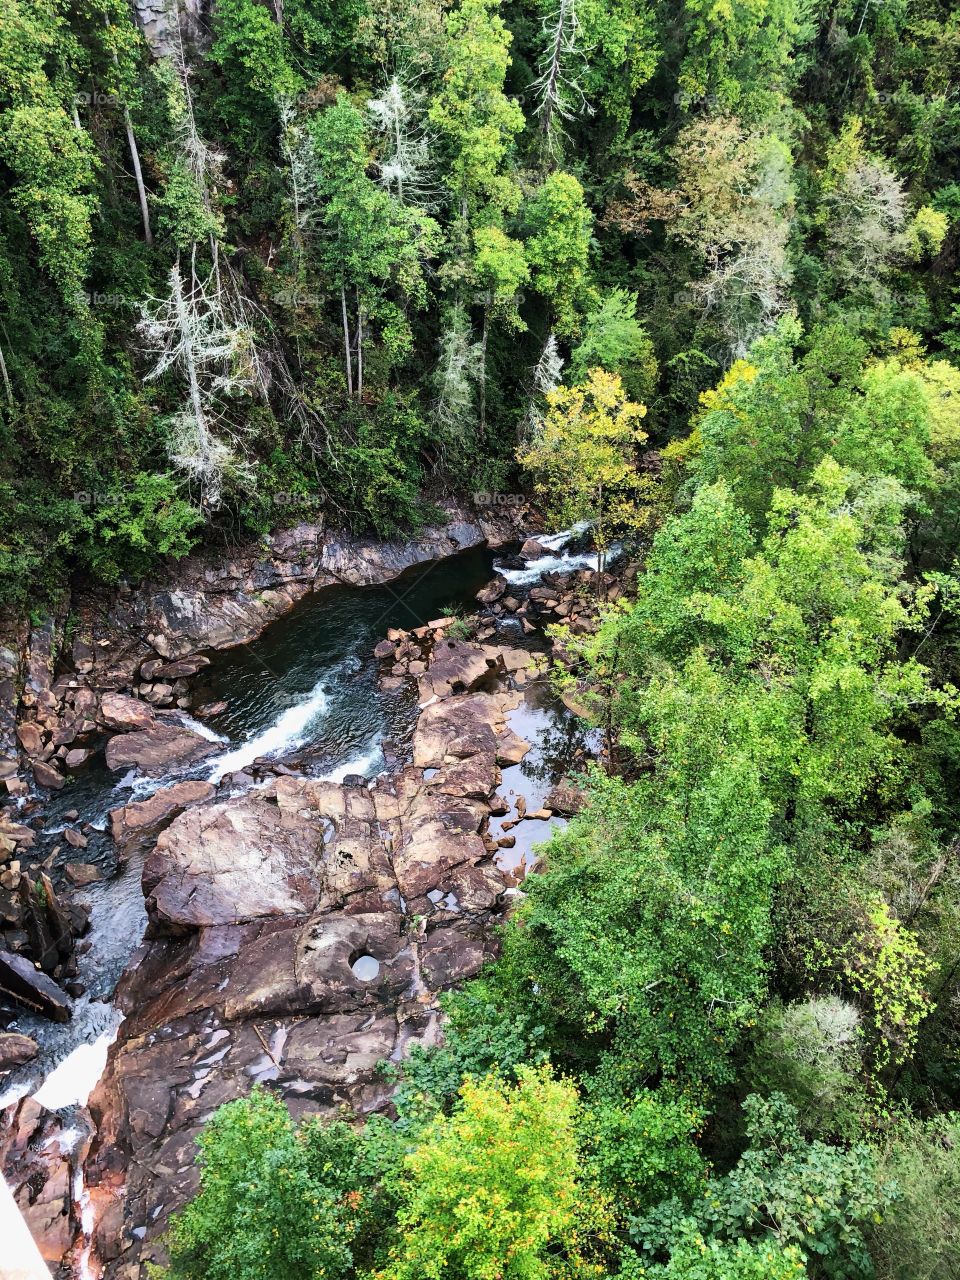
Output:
[
  {"xmin": 0, "ymin": 503, "xmax": 522, "ymax": 801},
  {"xmin": 2, "ymin": 630, "xmax": 568, "ymax": 1276},
  {"xmin": 0, "ymin": 509, "xmax": 624, "ymax": 1277}
]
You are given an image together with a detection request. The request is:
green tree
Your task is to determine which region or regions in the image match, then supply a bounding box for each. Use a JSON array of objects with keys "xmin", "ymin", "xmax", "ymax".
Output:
[
  {"xmin": 309, "ymin": 96, "xmax": 440, "ymax": 394},
  {"xmin": 427, "ymin": 0, "xmax": 524, "ymax": 231},
  {"xmin": 523, "ymin": 170, "xmax": 594, "ymax": 337}
]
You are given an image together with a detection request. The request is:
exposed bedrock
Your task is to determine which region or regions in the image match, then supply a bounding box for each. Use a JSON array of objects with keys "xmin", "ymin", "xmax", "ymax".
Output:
[{"xmin": 82, "ymin": 665, "xmax": 534, "ymax": 1277}]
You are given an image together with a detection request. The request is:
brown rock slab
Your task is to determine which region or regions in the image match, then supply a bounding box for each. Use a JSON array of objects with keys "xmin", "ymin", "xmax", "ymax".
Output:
[
  {"xmin": 32, "ymin": 758, "xmax": 65, "ymax": 790},
  {"xmin": 100, "ymin": 692, "xmax": 156, "ymax": 732},
  {"xmin": 104, "ymin": 723, "xmax": 218, "ymax": 775},
  {"xmin": 109, "ymin": 779, "xmax": 215, "ymax": 848},
  {"xmin": 65, "ymin": 862, "xmax": 102, "ymax": 887}
]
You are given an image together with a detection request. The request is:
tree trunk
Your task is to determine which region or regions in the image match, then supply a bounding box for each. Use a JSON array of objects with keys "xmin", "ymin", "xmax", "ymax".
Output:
[
  {"xmin": 356, "ymin": 288, "xmax": 363, "ymax": 399},
  {"xmin": 123, "ymin": 105, "xmax": 153, "ymax": 244},
  {"xmin": 479, "ymin": 305, "xmax": 489, "ymax": 436},
  {"xmin": 0, "ymin": 340, "xmax": 13, "ymax": 408},
  {"xmin": 103, "ymin": 15, "xmax": 153, "ymax": 244},
  {"xmin": 340, "ymin": 286, "xmax": 354, "ymax": 397}
]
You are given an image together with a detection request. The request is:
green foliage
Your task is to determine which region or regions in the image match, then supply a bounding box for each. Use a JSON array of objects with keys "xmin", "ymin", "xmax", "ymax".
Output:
[
  {"xmin": 569, "ymin": 289, "xmax": 657, "ymax": 404},
  {"xmin": 522, "ymin": 171, "xmax": 594, "ymax": 335},
  {"xmin": 635, "ymin": 1230, "xmax": 808, "ymax": 1280},
  {"xmin": 164, "ymin": 1088, "xmax": 364, "ymax": 1280},
  {"xmin": 868, "ymin": 1113, "xmax": 960, "ymax": 1280},
  {"xmin": 518, "ymin": 367, "xmax": 649, "ymax": 564},
  {"xmin": 376, "ymin": 1067, "xmax": 590, "ymax": 1280},
  {"xmin": 428, "ymin": 0, "xmax": 524, "ymax": 228},
  {"xmin": 76, "ymin": 471, "xmax": 202, "ymax": 581}
]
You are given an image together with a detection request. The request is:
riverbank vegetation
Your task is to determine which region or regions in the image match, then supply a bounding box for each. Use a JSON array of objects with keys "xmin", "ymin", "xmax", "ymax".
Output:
[
  {"xmin": 3, "ymin": 0, "xmax": 958, "ymax": 607},
  {"xmin": 7, "ymin": 0, "xmax": 960, "ymax": 1274}
]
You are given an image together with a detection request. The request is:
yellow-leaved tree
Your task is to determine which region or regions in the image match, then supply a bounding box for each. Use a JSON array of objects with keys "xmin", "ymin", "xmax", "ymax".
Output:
[{"xmin": 518, "ymin": 367, "xmax": 650, "ymax": 583}]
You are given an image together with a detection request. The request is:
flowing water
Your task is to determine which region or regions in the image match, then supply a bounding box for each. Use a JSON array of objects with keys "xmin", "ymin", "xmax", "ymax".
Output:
[{"xmin": 2, "ymin": 527, "xmax": 596, "ymax": 1106}]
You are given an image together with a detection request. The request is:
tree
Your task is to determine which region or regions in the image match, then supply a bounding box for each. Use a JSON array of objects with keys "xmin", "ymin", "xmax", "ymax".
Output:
[
  {"xmin": 518, "ymin": 367, "xmax": 648, "ymax": 578},
  {"xmin": 678, "ymin": 0, "xmax": 814, "ymax": 118},
  {"xmin": 523, "ymin": 170, "xmax": 594, "ymax": 337},
  {"xmin": 378, "ymin": 1067, "xmax": 588, "ymax": 1280},
  {"xmin": 530, "ymin": 0, "xmax": 591, "ymax": 155},
  {"xmin": 569, "ymin": 288, "xmax": 658, "ymax": 403},
  {"xmin": 309, "ymin": 96, "xmax": 440, "ymax": 395},
  {"xmin": 164, "ymin": 1089, "xmax": 362, "ymax": 1280},
  {"xmin": 138, "ymin": 261, "xmax": 257, "ymax": 506},
  {"xmin": 471, "ymin": 224, "xmax": 528, "ymax": 432},
  {"xmin": 427, "ymin": 0, "xmax": 524, "ymax": 231}
]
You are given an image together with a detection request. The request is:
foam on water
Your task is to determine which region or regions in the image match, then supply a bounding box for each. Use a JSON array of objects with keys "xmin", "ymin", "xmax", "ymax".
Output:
[
  {"xmin": 30, "ymin": 1021, "xmax": 120, "ymax": 1111},
  {"xmin": 206, "ymin": 679, "xmax": 330, "ymax": 781},
  {"xmin": 173, "ymin": 711, "xmax": 229, "ymax": 744},
  {"xmin": 319, "ymin": 741, "xmax": 384, "ymax": 784},
  {"xmin": 500, "ymin": 549, "xmax": 603, "ymax": 586}
]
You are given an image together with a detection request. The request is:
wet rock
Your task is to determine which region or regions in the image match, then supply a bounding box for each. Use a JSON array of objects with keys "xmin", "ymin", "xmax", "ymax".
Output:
[
  {"xmin": 519, "ymin": 537, "xmax": 547, "ymax": 560},
  {"xmin": 64, "ymin": 827, "xmax": 88, "ymax": 850},
  {"xmin": 64, "ymin": 746, "xmax": 95, "ymax": 769},
  {"xmin": 475, "ymin": 574, "xmax": 507, "ymax": 606},
  {"xmin": 106, "ymin": 778, "xmax": 216, "ymax": 849},
  {"xmin": 32, "ymin": 758, "xmax": 65, "ymax": 790},
  {"xmin": 65, "ymin": 862, "xmax": 103, "ymax": 887},
  {"xmin": 140, "ymin": 656, "xmax": 210, "ymax": 681},
  {"xmin": 100, "ymin": 692, "xmax": 156, "ymax": 732},
  {"xmin": 104, "ymin": 723, "xmax": 218, "ymax": 775},
  {"xmin": 0, "ymin": 1030, "xmax": 39, "ymax": 1071},
  {"xmin": 1, "ymin": 1097, "xmax": 92, "ymax": 1264},
  {"xmin": 546, "ymin": 781, "xmax": 587, "ymax": 815},
  {"xmin": 0, "ymin": 950, "xmax": 71, "ymax": 1021},
  {"xmin": 418, "ymin": 639, "xmax": 503, "ymax": 703},
  {"xmin": 373, "ymin": 639, "xmax": 396, "ymax": 661}
]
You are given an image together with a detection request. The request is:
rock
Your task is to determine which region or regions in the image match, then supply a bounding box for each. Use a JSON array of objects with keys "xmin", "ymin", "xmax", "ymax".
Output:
[
  {"xmin": 140, "ymin": 656, "xmax": 210, "ymax": 680},
  {"xmin": 109, "ymin": 779, "xmax": 216, "ymax": 850},
  {"xmin": 16, "ymin": 722, "xmax": 44, "ymax": 755},
  {"xmin": 475, "ymin": 574, "xmax": 507, "ymax": 606},
  {"xmin": 373, "ymin": 639, "xmax": 396, "ymax": 661},
  {"xmin": 64, "ymin": 827, "xmax": 87, "ymax": 850},
  {"xmin": 64, "ymin": 746, "xmax": 94, "ymax": 769},
  {"xmin": 32, "ymin": 759, "xmax": 64, "ymax": 790},
  {"xmin": 546, "ymin": 782, "xmax": 587, "ymax": 815},
  {"xmin": 194, "ymin": 700, "xmax": 228, "ymax": 717},
  {"xmin": 496, "ymin": 730, "xmax": 531, "ymax": 765},
  {"xmin": 4, "ymin": 776, "xmax": 27, "ymax": 797},
  {"xmin": 65, "ymin": 863, "xmax": 102, "ymax": 887},
  {"xmin": 0, "ymin": 950, "xmax": 71, "ymax": 1021},
  {"xmin": 519, "ymin": 537, "xmax": 547, "ymax": 560},
  {"xmin": 418, "ymin": 639, "xmax": 503, "ymax": 703},
  {"xmin": 99, "ymin": 691, "xmax": 156, "ymax": 731},
  {"xmin": 104, "ymin": 723, "xmax": 218, "ymax": 775},
  {"xmin": 0, "ymin": 1030, "xmax": 39, "ymax": 1071},
  {"xmin": 143, "ymin": 794, "xmax": 326, "ymax": 929}
]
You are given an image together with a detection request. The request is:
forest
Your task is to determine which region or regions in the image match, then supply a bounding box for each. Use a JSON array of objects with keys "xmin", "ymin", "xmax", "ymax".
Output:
[{"xmin": 3, "ymin": 0, "xmax": 960, "ymax": 1275}]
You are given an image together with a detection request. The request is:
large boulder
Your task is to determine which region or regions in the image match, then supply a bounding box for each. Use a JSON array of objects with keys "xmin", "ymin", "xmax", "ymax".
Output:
[
  {"xmin": 99, "ymin": 692, "xmax": 156, "ymax": 732},
  {"xmin": 143, "ymin": 794, "xmax": 325, "ymax": 929},
  {"xmin": 109, "ymin": 779, "xmax": 215, "ymax": 849},
  {"xmin": 104, "ymin": 723, "xmax": 219, "ymax": 775}
]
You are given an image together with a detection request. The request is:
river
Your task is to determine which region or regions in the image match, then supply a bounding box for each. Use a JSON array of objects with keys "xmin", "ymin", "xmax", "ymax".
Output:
[{"xmin": 1, "ymin": 531, "xmax": 599, "ymax": 1109}]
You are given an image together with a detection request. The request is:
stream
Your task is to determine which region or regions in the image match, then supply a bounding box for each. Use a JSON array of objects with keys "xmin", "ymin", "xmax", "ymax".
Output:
[{"xmin": 1, "ymin": 530, "xmax": 600, "ymax": 1110}]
